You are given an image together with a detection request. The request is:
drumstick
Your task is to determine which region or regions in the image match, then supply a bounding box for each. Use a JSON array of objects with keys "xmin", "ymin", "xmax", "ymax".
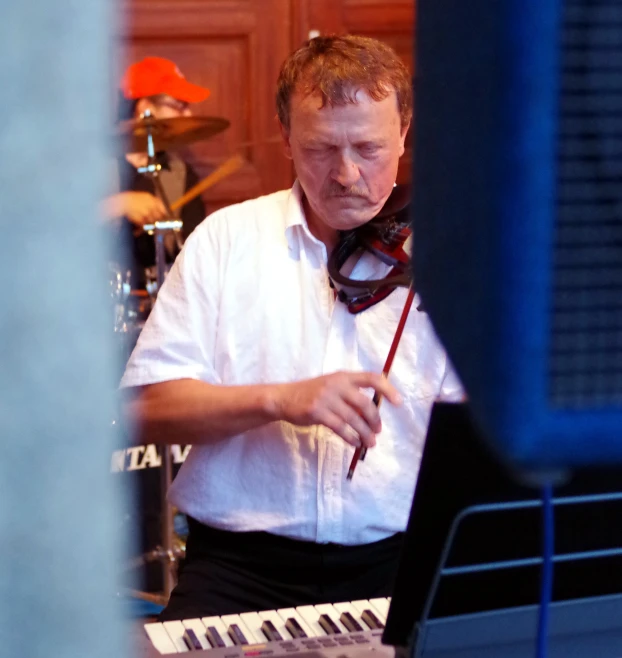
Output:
[{"xmin": 169, "ymin": 154, "xmax": 244, "ymax": 213}]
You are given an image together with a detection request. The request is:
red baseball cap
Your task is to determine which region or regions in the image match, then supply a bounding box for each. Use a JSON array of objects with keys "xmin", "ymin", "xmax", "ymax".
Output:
[{"xmin": 120, "ymin": 57, "xmax": 210, "ymax": 103}]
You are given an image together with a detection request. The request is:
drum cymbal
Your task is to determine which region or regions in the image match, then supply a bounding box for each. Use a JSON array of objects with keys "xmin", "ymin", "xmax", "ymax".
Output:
[{"xmin": 114, "ymin": 115, "xmax": 230, "ymax": 153}]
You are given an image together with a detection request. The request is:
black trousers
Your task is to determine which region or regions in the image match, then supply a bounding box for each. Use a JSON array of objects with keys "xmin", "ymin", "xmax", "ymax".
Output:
[{"xmin": 158, "ymin": 517, "xmax": 404, "ymax": 621}]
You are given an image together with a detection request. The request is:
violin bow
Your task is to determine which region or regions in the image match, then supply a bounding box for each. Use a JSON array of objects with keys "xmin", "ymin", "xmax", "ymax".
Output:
[{"xmin": 346, "ymin": 283, "xmax": 416, "ymax": 480}]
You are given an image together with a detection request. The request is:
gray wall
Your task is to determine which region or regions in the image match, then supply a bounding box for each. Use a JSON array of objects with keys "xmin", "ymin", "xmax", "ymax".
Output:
[{"xmin": 0, "ymin": 2, "xmax": 129, "ymax": 657}]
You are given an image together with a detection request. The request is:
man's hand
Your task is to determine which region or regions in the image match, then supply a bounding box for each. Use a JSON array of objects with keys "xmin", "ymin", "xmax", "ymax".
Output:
[
  {"xmin": 273, "ymin": 371, "xmax": 402, "ymax": 448},
  {"xmin": 101, "ymin": 191, "xmax": 167, "ymax": 226}
]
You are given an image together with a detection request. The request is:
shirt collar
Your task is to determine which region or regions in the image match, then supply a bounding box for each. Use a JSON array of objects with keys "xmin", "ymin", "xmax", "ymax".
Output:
[
  {"xmin": 285, "ymin": 180, "xmax": 307, "ymax": 231},
  {"xmin": 284, "ymin": 180, "xmax": 326, "ymax": 252}
]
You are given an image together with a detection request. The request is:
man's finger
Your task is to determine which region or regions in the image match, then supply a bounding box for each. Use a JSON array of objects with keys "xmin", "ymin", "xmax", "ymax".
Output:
[
  {"xmin": 321, "ymin": 411, "xmax": 362, "ymax": 447},
  {"xmin": 332, "ymin": 399, "xmax": 377, "ymax": 447},
  {"xmin": 349, "ymin": 372, "xmax": 403, "ymax": 406}
]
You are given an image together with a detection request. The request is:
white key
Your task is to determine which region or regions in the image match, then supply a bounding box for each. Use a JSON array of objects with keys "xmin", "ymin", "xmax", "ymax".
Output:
[
  {"xmin": 350, "ymin": 599, "xmax": 386, "ymax": 628},
  {"xmin": 313, "ymin": 603, "xmax": 349, "ymax": 634},
  {"xmin": 368, "ymin": 597, "xmax": 391, "ymax": 621},
  {"xmin": 296, "ymin": 604, "xmax": 328, "ymax": 637},
  {"xmin": 182, "ymin": 618, "xmax": 211, "ymax": 650},
  {"xmin": 201, "ymin": 615, "xmax": 235, "ymax": 648},
  {"xmin": 144, "ymin": 623, "xmax": 178, "ymax": 655},
  {"xmin": 276, "ymin": 607, "xmax": 316, "ymax": 638},
  {"xmin": 258, "ymin": 609, "xmax": 291, "ymax": 641},
  {"xmin": 332, "ymin": 601, "xmax": 369, "ymax": 631},
  {"xmin": 239, "ymin": 611, "xmax": 271, "ymax": 644},
  {"xmin": 220, "ymin": 613, "xmax": 259, "ymax": 645},
  {"xmin": 162, "ymin": 620, "xmax": 190, "ymax": 653}
]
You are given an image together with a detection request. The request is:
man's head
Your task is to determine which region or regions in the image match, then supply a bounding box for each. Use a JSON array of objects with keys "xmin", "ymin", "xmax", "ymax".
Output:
[
  {"xmin": 119, "ymin": 56, "xmax": 210, "ymax": 121},
  {"xmin": 277, "ymin": 35, "xmax": 412, "ymax": 242}
]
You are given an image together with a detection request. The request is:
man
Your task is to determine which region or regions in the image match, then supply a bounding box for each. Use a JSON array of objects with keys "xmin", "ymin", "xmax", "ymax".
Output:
[
  {"xmin": 103, "ymin": 56, "xmax": 209, "ymax": 289},
  {"xmin": 105, "ymin": 57, "xmax": 211, "ymax": 593},
  {"xmin": 121, "ymin": 35, "xmax": 462, "ymax": 620}
]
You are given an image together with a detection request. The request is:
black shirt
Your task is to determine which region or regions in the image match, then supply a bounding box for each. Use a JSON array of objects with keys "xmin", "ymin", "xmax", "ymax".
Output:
[{"xmin": 113, "ymin": 153, "xmax": 206, "ymax": 289}]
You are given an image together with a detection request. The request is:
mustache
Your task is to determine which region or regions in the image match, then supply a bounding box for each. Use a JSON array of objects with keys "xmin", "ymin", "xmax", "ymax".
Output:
[{"xmin": 328, "ymin": 184, "xmax": 367, "ymax": 197}]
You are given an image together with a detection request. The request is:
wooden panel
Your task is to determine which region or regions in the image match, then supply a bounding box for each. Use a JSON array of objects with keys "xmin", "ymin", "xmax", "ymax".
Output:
[
  {"xmin": 117, "ymin": 0, "xmax": 294, "ymax": 214},
  {"xmin": 116, "ymin": 0, "xmax": 416, "ymax": 209},
  {"xmin": 343, "ymin": 0, "xmax": 414, "ymax": 32}
]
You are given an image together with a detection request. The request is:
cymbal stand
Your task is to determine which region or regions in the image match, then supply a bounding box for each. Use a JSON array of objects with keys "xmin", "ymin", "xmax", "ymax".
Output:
[{"xmin": 134, "ymin": 110, "xmax": 185, "ymax": 600}]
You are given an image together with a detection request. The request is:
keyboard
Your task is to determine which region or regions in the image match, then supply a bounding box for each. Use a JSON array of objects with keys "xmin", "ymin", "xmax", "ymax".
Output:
[{"xmin": 144, "ymin": 597, "xmax": 392, "ymax": 656}]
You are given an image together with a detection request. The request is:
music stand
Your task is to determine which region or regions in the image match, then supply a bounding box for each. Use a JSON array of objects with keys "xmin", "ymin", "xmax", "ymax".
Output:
[{"xmin": 384, "ymin": 403, "xmax": 622, "ymax": 658}]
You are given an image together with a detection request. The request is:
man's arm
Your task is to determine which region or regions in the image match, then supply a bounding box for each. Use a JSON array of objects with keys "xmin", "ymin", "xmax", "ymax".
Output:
[
  {"xmin": 125, "ymin": 371, "xmax": 402, "ymax": 448},
  {"xmin": 100, "ymin": 191, "xmax": 167, "ymax": 226}
]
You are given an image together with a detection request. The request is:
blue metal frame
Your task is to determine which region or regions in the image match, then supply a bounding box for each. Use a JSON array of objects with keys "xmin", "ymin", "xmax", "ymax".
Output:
[{"xmin": 412, "ymin": 493, "xmax": 622, "ymax": 658}]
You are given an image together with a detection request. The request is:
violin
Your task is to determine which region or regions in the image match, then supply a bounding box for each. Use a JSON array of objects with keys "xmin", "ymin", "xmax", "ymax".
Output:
[
  {"xmin": 327, "ymin": 185, "xmax": 418, "ymax": 479},
  {"xmin": 327, "ymin": 184, "xmax": 413, "ymax": 313}
]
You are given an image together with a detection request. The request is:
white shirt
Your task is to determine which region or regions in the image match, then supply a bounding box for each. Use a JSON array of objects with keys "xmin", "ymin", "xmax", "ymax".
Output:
[{"xmin": 121, "ymin": 181, "xmax": 463, "ymax": 545}]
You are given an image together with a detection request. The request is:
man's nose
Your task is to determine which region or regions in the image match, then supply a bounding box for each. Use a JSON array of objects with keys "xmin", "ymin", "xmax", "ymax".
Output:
[{"xmin": 332, "ymin": 153, "xmax": 360, "ymax": 188}]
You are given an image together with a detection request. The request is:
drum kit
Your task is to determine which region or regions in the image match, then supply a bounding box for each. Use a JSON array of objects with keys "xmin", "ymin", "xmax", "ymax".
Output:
[{"xmin": 111, "ymin": 111, "xmax": 244, "ymax": 606}]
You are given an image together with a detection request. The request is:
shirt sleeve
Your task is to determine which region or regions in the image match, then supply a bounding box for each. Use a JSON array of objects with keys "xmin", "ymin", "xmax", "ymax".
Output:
[{"xmin": 119, "ymin": 218, "xmax": 223, "ymax": 389}]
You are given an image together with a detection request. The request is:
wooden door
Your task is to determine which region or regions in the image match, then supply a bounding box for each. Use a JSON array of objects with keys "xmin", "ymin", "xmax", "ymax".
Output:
[
  {"xmin": 118, "ymin": 0, "xmax": 296, "ymax": 214},
  {"xmin": 116, "ymin": 0, "xmax": 415, "ymax": 212}
]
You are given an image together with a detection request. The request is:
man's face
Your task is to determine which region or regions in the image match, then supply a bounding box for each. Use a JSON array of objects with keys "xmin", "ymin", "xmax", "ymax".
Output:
[
  {"xmin": 281, "ymin": 88, "xmax": 409, "ymax": 236},
  {"xmin": 136, "ymin": 95, "xmax": 192, "ymax": 120}
]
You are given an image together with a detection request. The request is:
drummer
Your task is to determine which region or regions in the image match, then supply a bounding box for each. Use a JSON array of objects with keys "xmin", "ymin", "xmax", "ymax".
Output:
[{"xmin": 101, "ymin": 56, "xmax": 209, "ymax": 289}]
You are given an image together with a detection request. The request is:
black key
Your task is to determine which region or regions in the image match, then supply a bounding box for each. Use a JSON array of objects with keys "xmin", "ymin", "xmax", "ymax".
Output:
[
  {"xmin": 361, "ymin": 609, "xmax": 385, "ymax": 630},
  {"xmin": 183, "ymin": 628, "xmax": 203, "ymax": 651},
  {"xmin": 228, "ymin": 623, "xmax": 249, "ymax": 646},
  {"xmin": 285, "ymin": 618, "xmax": 308, "ymax": 639},
  {"xmin": 261, "ymin": 620, "xmax": 283, "ymax": 642},
  {"xmin": 339, "ymin": 612, "xmax": 364, "ymax": 633},
  {"xmin": 318, "ymin": 614, "xmax": 341, "ymax": 635},
  {"xmin": 205, "ymin": 626, "xmax": 226, "ymax": 648}
]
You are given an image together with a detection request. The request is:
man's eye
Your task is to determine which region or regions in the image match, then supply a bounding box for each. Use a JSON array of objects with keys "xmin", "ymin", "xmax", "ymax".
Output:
[{"xmin": 306, "ymin": 146, "xmax": 331, "ymax": 154}]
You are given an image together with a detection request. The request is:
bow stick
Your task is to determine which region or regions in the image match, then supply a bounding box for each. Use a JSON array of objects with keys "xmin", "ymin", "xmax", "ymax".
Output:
[{"xmin": 346, "ymin": 283, "xmax": 416, "ymax": 480}]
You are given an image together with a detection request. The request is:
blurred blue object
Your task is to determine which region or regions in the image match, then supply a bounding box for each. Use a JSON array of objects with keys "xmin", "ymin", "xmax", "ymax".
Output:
[
  {"xmin": 412, "ymin": 0, "xmax": 622, "ymax": 470},
  {"xmin": 120, "ymin": 595, "xmax": 164, "ymax": 619}
]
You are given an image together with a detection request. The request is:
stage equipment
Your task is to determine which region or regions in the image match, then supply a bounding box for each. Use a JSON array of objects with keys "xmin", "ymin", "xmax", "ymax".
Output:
[
  {"xmin": 412, "ymin": 0, "xmax": 622, "ymax": 471},
  {"xmin": 115, "ymin": 114, "xmax": 230, "ymax": 153}
]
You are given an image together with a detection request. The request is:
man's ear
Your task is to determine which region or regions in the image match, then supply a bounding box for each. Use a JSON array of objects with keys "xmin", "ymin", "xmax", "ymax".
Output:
[
  {"xmin": 398, "ymin": 120, "xmax": 411, "ymax": 157},
  {"xmin": 279, "ymin": 120, "xmax": 293, "ymax": 160}
]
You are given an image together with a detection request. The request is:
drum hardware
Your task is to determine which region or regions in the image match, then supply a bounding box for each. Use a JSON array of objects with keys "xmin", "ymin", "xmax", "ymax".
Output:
[
  {"xmin": 115, "ymin": 114, "xmax": 230, "ymax": 154},
  {"xmin": 127, "ymin": 109, "xmax": 186, "ymax": 600},
  {"xmin": 109, "ymin": 263, "xmax": 132, "ymax": 333},
  {"xmin": 141, "ymin": 153, "xmax": 245, "ymax": 235},
  {"xmin": 117, "ymin": 114, "xmax": 245, "ymax": 602},
  {"xmin": 142, "ymin": 219, "xmax": 183, "ymax": 233}
]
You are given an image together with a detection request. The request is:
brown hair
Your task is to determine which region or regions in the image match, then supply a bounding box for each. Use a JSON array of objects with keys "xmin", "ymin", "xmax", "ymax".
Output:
[{"xmin": 276, "ymin": 35, "xmax": 412, "ymax": 130}]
